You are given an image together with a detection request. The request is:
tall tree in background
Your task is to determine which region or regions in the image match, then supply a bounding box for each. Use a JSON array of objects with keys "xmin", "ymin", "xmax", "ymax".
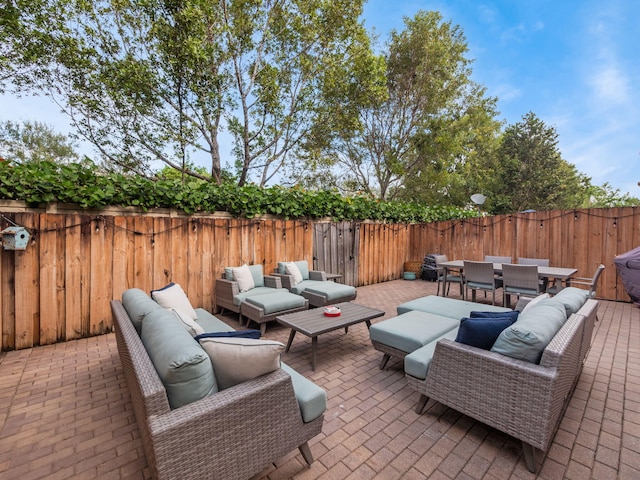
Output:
[
  {"xmin": 487, "ymin": 112, "xmax": 589, "ymax": 214},
  {"xmin": 311, "ymin": 10, "xmax": 500, "ymax": 200},
  {"xmin": 2, "ymin": 0, "xmax": 377, "ymax": 186}
]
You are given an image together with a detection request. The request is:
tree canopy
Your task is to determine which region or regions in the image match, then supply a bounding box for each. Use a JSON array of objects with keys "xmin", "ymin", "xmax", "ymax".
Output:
[{"xmin": 2, "ymin": 0, "xmax": 379, "ymax": 185}]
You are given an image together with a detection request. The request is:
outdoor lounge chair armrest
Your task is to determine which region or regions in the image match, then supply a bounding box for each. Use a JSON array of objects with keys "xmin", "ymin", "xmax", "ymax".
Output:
[
  {"xmin": 215, "ymin": 278, "xmax": 240, "ymax": 296},
  {"xmin": 309, "ymin": 270, "xmax": 327, "ymax": 281},
  {"xmin": 272, "ymin": 273, "xmax": 295, "ymax": 290},
  {"xmin": 263, "ymin": 275, "xmax": 282, "ymax": 289}
]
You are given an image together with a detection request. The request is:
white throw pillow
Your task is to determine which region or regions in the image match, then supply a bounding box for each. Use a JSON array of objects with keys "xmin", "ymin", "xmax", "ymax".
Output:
[
  {"xmin": 151, "ymin": 283, "xmax": 198, "ymax": 320},
  {"xmin": 285, "ymin": 262, "xmax": 303, "ymax": 285},
  {"xmin": 199, "ymin": 338, "xmax": 284, "ymax": 390},
  {"xmin": 521, "ymin": 293, "xmax": 550, "ymax": 313},
  {"xmin": 232, "ymin": 264, "xmax": 255, "ymax": 292},
  {"xmin": 169, "ymin": 308, "xmax": 205, "ymax": 337}
]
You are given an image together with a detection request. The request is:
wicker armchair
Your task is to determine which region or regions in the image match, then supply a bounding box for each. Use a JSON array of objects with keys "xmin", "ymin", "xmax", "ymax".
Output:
[{"xmin": 111, "ymin": 299, "xmax": 324, "ymax": 480}]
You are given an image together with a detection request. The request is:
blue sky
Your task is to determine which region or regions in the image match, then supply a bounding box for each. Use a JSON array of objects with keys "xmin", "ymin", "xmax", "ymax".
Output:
[
  {"xmin": 2, "ymin": 0, "xmax": 639, "ymax": 196},
  {"xmin": 362, "ymin": 0, "xmax": 640, "ymax": 196}
]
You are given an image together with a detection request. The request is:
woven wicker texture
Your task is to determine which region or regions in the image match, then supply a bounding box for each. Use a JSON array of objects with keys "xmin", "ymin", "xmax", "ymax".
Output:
[{"xmin": 111, "ymin": 300, "xmax": 324, "ymax": 480}]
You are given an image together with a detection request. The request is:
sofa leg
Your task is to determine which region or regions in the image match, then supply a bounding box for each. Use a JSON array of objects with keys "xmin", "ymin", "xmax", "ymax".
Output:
[
  {"xmin": 379, "ymin": 353, "xmax": 391, "ymax": 370},
  {"xmin": 521, "ymin": 442, "xmax": 541, "ymax": 473},
  {"xmin": 260, "ymin": 323, "xmax": 266, "ymax": 335},
  {"xmin": 415, "ymin": 394, "xmax": 429, "ymax": 414},
  {"xmin": 298, "ymin": 442, "xmax": 314, "ymax": 465}
]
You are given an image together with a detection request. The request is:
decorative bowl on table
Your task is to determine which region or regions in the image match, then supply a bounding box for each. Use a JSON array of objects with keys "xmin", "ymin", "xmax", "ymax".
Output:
[{"xmin": 324, "ymin": 306, "xmax": 341, "ymax": 317}]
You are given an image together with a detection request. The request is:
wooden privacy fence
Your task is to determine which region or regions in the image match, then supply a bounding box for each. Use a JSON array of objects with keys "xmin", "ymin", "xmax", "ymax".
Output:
[{"xmin": 1, "ymin": 203, "xmax": 638, "ymax": 350}]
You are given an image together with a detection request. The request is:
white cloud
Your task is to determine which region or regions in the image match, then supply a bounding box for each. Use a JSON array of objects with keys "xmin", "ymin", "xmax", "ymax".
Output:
[{"xmin": 588, "ymin": 66, "xmax": 629, "ymax": 105}]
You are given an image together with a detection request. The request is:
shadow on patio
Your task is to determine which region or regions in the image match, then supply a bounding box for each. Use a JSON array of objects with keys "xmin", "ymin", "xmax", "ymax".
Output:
[{"xmin": 0, "ymin": 279, "xmax": 638, "ymax": 479}]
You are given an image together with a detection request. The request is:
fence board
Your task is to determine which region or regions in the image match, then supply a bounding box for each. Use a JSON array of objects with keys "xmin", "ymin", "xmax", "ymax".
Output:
[{"xmin": 1, "ymin": 205, "xmax": 639, "ymax": 350}]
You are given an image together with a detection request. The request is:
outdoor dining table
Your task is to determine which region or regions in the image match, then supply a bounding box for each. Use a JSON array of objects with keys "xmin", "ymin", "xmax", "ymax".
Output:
[{"xmin": 438, "ymin": 260, "xmax": 578, "ymax": 299}]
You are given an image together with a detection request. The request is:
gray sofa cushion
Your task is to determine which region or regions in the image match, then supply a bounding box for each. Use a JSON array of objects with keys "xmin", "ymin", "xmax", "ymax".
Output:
[
  {"xmin": 404, "ymin": 328, "xmax": 459, "ymax": 380},
  {"xmin": 280, "ymin": 363, "xmax": 327, "ymax": 423},
  {"xmin": 233, "ymin": 286, "xmax": 280, "ymax": 306},
  {"xmin": 122, "ymin": 288, "xmax": 164, "ymax": 334},
  {"xmin": 303, "ymin": 282, "xmax": 356, "ymax": 302},
  {"xmin": 244, "ymin": 290, "xmax": 306, "ymax": 314},
  {"xmin": 195, "ymin": 308, "xmax": 236, "ymax": 333},
  {"xmin": 491, "ymin": 298, "xmax": 567, "ymax": 363},
  {"xmin": 369, "ymin": 311, "xmax": 460, "ymax": 353},
  {"xmin": 397, "ymin": 295, "xmax": 511, "ymax": 318},
  {"xmin": 553, "ymin": 287, "xmax": 588, "ymax": 316},
  {"xmin": 141, "ymin": 308, "xmax": 217, "ymax": 408},
  {"xmin": 278, "ymin": 260, "xmax": 310, "ymax": 280}
]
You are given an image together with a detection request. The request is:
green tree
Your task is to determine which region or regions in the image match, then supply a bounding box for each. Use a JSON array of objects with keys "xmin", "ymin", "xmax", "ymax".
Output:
[
  {"xmin": 487, "ymin": 112, "xmax": 589, "ymax": 214},
  {"xmin": 0, "ymin": 120, "xmax": 80, "ymax": 164},
  {"xmin": 2, "ymin": 0, "xmax": 377, "ymax": 186},
  {"xmin": 309, "ymin": 11, "xmax": 500, "ymax": 200},
  {"xmin": 582, "ymin": 182, "xmax": 640, "ymax": 208}
]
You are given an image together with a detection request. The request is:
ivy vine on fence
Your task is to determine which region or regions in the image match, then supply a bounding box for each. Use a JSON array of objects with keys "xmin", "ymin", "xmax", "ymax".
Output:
[{"xmin": 0, "ymin": 161, "xmax": 475, "ymax": 223}]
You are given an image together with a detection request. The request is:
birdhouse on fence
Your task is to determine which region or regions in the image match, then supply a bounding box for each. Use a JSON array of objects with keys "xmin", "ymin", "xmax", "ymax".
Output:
[{"xmin": 1, "ymin": 226, "xmax": 30, "ymax": 250}]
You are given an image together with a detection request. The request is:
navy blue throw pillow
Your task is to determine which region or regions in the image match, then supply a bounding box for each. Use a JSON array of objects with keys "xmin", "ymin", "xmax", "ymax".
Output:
[
  {"xmin": 455, "ymin": 317, "xmax": 515, "ymax": 350},
  {"xmin": 194, "ymin": 329, "xmax": 261, "ymax": 342},
  {"xmin": 470, "ymin": 310, "xmax": 520, "ymax": 323}
]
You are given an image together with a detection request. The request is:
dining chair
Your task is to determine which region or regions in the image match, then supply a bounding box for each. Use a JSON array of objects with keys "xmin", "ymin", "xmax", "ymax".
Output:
[
  {"xmin": 518, "ymin": 257, "xmax": 550, "ymax": 291},
  {"xmin": 484, "ymin": 255, "xmax": 513, "ymax": 264},
  {"xmin": 463, "ymin": 261, "xmax": 502, "ymax": 305},
  {"xmin": 548, "ymin": 264, "xmax": 605, "ymax": 299},
  {"xmin": 434, "ymin": 255, "xmax": 464, "ymax": 299},
  {"xmin": 502, "ymin": 264, "xmax": 542, "ymax": 308}
]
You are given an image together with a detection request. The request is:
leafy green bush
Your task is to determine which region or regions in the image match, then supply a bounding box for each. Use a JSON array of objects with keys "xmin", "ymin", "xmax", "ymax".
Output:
[{"xmin": 0, "ymin": 161, "xmax": 475, "ymax": 223}]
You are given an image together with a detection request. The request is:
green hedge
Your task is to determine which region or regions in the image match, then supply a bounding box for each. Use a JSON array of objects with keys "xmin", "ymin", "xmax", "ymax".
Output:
[{"xmin": 0, "ymin": 161, "xmax": 475, "ymax": 223}]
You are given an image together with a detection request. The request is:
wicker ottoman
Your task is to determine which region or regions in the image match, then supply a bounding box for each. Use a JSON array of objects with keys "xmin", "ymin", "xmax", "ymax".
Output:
[{"xmin": 241, "ymin": 291, "xmax": 309, "ymax": 334}]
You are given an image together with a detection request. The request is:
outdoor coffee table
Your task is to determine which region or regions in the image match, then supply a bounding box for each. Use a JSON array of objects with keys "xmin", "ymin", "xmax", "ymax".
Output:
[{"xmin": 277, "ymin": 302, "xmax": 385, "ymax": 370}]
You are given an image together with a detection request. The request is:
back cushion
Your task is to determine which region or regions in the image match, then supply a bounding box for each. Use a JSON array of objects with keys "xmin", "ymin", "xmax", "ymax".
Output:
[
  {"xmin": 553, "ymin": 287, "xmax": 588, "ymax": 316},
  {"xmin": 491, "ymin": 298, "xmax": 567, "ymax": 363},
  {"xmin": 278, "ymin": 260, "xmax": 309, "ymax": 280},
  {"xmin": 141, "ymin": 309, "xmax": 218, "ymax": 408},
  {"xmin": 122, "ymin": 288, "xmax": 163, "ymax": 334}
]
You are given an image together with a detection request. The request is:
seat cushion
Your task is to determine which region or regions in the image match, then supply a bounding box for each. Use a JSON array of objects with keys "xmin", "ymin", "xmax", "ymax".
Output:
[
  {"xmin": 195, "ymin": 308, "xmax": 236, "ymax": 333},
  {"xmin": 369, "ymin": 311, "xmax": 460, "ymax": 353},
  {"xmin": 491, "ymin": 298, "xmax": 567, "ymax": 363},
  {"xmin": 397, "ymin": 295, "xmax": 511, "ymax": 318},
  {"xmin": 288, "ymin": 279, "xmax": 326, "ymax": 295},
  {"xmin": 244, "ymin": 290, "xmax": 306, "ymax": 314},
  {"xmin": 404, "ymin": 328, "xmax": 459, "ymax": 380},
  {"xmin": 140, "ymin": 308, "xmax": 217, "ymax": 408},
  {"xmin": 280, "ymin": 363, "xmax": 327, "ymax": 423},
  {"xmin": 303, "ymin": 282, "xmax": 356, "ymax": 301}
]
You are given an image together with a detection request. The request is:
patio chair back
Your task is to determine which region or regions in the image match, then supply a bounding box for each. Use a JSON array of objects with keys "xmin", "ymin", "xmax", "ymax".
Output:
[
  {"xmin": 434, "ymin": 255, "xmax": 463, "ymax": 298},
  {"xmin": 463, "ymin": 260, "xmax": 501, "ymax": 305},
  {"xmin": 571, "ymin": 264, "xmax": 606, "ymax": 298},
  {"xmin": 502, "ymin": 264, "xmax": 541, "ymax": 308},
  {"xmin": 518, "ymin": 257, "xmax": 550, "ymax": 267},
  {"xmin": 484, "ymin": 255, "xmax": 512, "ymax": 264}
]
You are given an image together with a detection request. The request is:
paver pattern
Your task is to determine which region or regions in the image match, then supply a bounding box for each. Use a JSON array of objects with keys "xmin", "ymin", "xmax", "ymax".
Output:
[{"xmin": 0, "ymin": 279, "xmax": 638, "ymax": 479}]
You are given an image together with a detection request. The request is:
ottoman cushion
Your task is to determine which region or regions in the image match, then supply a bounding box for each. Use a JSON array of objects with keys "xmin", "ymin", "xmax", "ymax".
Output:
[
  {"xmin": 369, "ymin": 311, "xmax": 460, "ymax": 354},
  {"xmin": 304, "ymin": 282, "xmax": 356, "ymax": 301},
  {"xmin": 244, "ymin": 290, "xmax": 306, "ymax": 315},
  {"xmin": 397, "ymin": 295, "xmax": 511, "ymax": 318}
]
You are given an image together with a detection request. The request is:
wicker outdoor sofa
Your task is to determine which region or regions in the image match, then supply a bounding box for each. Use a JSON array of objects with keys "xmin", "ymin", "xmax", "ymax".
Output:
[
  {"xmin": 111, "ymin": 288, "xmax": 325, "ymax": 480},
  {"xmin": 370, "ymin": 290, "xmax": 598, "ymax": 473}
]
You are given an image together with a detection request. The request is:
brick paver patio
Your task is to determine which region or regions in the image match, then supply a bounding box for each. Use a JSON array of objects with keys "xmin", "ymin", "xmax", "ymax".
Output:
[{"xmin": 0, "ymin": 279, "xmax": 638, "ymax": 479}]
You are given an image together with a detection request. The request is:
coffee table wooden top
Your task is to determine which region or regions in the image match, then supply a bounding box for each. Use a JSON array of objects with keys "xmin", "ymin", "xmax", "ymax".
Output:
[{"xmin": 276, "ymin": 302, "xmax": 385, "ymax": 336}]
